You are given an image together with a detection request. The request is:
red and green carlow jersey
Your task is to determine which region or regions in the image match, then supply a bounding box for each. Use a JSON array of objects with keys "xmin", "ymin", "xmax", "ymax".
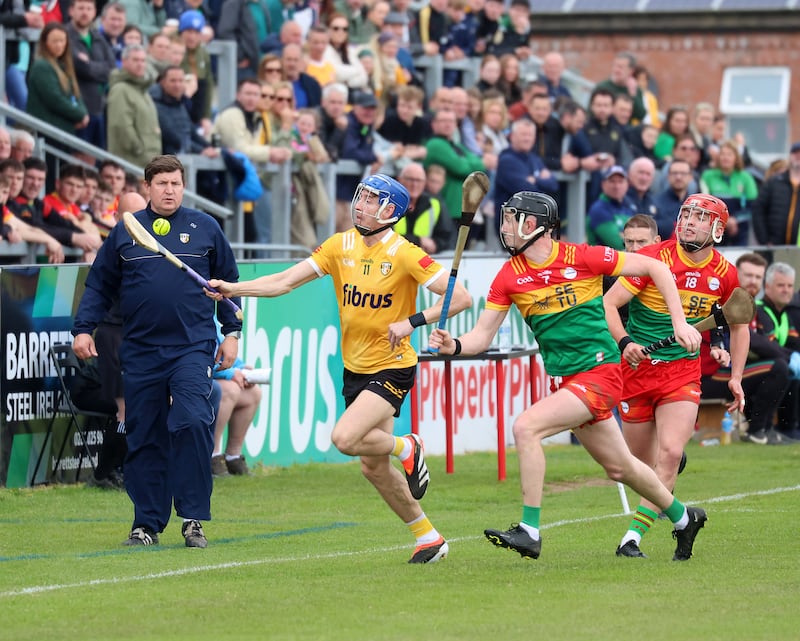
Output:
[
  {"xmin": 486, "ymin": 241, "xmax": 626, "ymax": 377},
  {"xmin": 620, "ymin": 240, "xmax": 739, "ymax": 361}
]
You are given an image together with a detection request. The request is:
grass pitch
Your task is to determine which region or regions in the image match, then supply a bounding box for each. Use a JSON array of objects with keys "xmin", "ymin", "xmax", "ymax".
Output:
[{"xmin": 1, "ymin": 442, "xmax": 798, "ymax": 641}]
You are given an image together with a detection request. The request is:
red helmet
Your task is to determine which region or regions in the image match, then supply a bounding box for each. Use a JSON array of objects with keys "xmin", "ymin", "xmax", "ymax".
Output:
[{"xmin": 676, "ymin": 194, "xmax": 730, "ymax": 251}]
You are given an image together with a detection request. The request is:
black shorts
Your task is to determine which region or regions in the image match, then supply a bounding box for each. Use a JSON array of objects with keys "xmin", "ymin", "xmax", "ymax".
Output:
[
  {"xmin": 342, "ymin": 366, "xmax": 416, "ymax": 418},
  {"xmin": 94, "ymin": 323, "xmax": 123, "ymax": 401}
]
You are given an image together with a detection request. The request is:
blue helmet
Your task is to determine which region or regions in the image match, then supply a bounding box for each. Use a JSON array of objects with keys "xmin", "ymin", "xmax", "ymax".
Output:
[{"xmin": 351, "ymin": 174, "xmax": 410, "ymax": 235}]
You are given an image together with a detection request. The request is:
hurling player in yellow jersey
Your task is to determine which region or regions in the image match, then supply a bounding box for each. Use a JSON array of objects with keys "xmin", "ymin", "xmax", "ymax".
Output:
[
  {"xmin": 429, "ymin": 191, "xmax": 708, "ymax": 562},
  {"xmin": 207, "ymin": 174, "xmax": 471, "ymax": 563},
  {"xmin": 604, "ymin": 194, "xmax": 748, "ymax": 559}
]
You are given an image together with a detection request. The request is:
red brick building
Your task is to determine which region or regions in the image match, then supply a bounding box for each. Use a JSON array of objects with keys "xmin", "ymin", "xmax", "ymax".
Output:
[{"xmin": 530, "ymin": 8, "xmax": 800, "ymax": 161}]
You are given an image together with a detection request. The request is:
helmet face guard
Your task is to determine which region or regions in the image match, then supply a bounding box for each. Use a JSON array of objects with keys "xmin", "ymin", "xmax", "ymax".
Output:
[
  {"xmin": 499, "ymin": 191, "xmax": 559, "ymax": 256},
  {"xmin": 351, "ymin": 174, "xmax": 410, "ymax": 236},
  {"xmin": 675, "ymin": 194, "xmax": 729, "ymax": 252}
]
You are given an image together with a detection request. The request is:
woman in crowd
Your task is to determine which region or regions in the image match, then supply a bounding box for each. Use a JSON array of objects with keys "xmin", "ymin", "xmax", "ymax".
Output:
[
  {"xmin": 497, "ymin": 53, "xmax": 522, "ymax": 106},
  {"xmin": 324, "ymin": 13, "xmax": 369, "ymax": 94},
  {"xmin": 654, "ymin": 105, "xmax": 690, "ymax": 161},
  {"xmin": 700, "ymin": 140, "xmax": 758, "ymax": 246}
]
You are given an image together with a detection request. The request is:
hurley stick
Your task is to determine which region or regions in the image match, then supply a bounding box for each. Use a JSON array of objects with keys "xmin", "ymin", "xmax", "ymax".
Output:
[
  {"xmin": 122, "ymin": 211, "xmax": 243, "ymax": 320},
  {"xmin": 429, "ymin": 171, "xmax": 490, "ymax": 354},
  {"xmin": 641, "ymin": 287, "xmax": 754, "ymax": 355}
]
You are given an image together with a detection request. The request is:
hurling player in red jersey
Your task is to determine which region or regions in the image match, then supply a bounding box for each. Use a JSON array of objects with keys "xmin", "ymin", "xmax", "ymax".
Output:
[
  {"xmin": 208, "ymin": 174, "xmax": 471, "ymax": 564},
  {"xmin": 605, "ymin": 194, "xmax": 748, "ymax": 558},
  {"xmin": 429, "ymin": 191, "xmax": 708, "ymax": 561}
]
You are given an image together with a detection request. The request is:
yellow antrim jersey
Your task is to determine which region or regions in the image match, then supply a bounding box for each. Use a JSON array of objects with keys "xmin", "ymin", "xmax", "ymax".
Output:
[{"xmin": 308, "ymin": 229, "xmax": 446, "ymax": 374}]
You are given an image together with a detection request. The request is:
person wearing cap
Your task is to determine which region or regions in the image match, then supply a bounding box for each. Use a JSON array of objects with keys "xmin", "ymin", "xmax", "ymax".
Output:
[
  {"xmin": 178, "ymin": 9, "xmax": 215, "ymax": 136},
  {"xmin": 586, "ymin": 165, "xmax": 636, "ymax": 250},
  {"xmin": 382, "ymin": 11, "xmax": 418, "ymax": 80},
  {"xmin": 752, "ymin": 142, "xmax": 800, "ymax": 245},
  {"xmin": 118, "ymin": 0, "xmax": 166, "ymax": 38},
  {"xmin": 335, "ymin": 90, "xmax": 384, "ymax": 231}
]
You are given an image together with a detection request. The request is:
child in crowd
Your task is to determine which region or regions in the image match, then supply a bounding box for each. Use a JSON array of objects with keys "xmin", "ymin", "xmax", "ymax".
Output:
[
  {"xmin": 91, "ymin": 179, "xmax": 117, "ymax": 237},
  {"xmin": 426, "ymin": 164, "xmax": 446, "ymax": 198}
]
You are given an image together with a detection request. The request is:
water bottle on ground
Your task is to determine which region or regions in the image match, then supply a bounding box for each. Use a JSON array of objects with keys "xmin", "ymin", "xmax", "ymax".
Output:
[{"xmin": 721, "ymin": 411, "xmax": 734, "ymax": 445}]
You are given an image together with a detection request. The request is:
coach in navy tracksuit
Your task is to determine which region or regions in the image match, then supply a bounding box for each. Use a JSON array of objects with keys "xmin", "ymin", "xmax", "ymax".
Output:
[{"xmin": 72, "ymin": 155, "xmax": 241, "ymax": 549}]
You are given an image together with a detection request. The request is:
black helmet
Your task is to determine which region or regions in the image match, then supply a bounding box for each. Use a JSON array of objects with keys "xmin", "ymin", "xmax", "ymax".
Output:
[{"xmin": 499, "ymin": 191, "xmax": 559, "ymax": 256}]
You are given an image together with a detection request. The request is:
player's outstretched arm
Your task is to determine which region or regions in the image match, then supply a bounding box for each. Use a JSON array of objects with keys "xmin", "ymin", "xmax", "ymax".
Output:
[
  {"xmin": 429, "ymin": 308, "xmax": 506, "ymax": 355},
  {"xmin": 207, "ymin": 261, "xmax": 318, "ymax": 299}
]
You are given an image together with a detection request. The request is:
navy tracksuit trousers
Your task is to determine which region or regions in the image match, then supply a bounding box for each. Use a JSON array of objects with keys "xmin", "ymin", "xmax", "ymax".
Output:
[{"xmin": 121, "ymin": 341, "xmax": 216, "ymax": 534}]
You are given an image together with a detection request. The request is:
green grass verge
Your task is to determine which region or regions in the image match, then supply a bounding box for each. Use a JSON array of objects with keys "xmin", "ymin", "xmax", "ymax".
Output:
[{"xmin": 1, "ymin": 442, "xmax": 798, "ymax": 641}]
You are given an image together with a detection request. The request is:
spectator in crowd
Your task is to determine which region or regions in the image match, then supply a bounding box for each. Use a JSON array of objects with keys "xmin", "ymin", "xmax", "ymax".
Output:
[
  {"xmin": 539, "ymin": 51, "xmax": 572, "ymax": 105},
  {"xmin": 496, "ymin": 53, "xmax": 522, "ymax": 107},
  {"xmin": 390, "ymin": 0, "xmax": 420, "ymax": 54},
  {"xmin": 654, "ymin": 106, "xmax": 690, "ymax": 162},
  {"xmin": 216, "ymin": 0, "xmax": 267, "ymax": 81},
  {"xmin": 0, "ymin": 127, "xmax": 11, "ymax": 162},
  {"xmin": 654, "ymin": 133, "xmax": 701, "ymax": 194},
  {"xmin": 595, "ymin": 51, "xmax": 646, "ymax": 124},
  {"xmin": 424, "ymin": 108, "xmax": 486, "ymax": 245},
  {"xmin": 305, "ymin": 25, "xmax": 336, "ymax": 89},
  {"xmin": 382, "ymin": 11, "xmax": 418, "ymax": 83},
  {"xmin": 207, "ymin": 172, "xmax": 470, "ymax": 564},
  {"xmin": 493, "ymin": 117, "xmax": 558, "ymax": 246},
  {"xmin": 653, "ymin": 158, "xmax": 693, "ymax": 241},
  {"xmin": 211, "ymin": 333, "xmax": 262, "ymax": 477},
  {"xmin": 151, "ymin": 65, "xmax": 221, "ymax": 158},
  {"xmin": 480, "ymin": 93, "xmax": 510, "ymax": 157},
  {"xmin": 119, "ymin": 0, "xmax": 166, "ymax": 37},
  {"xmin": 633, "ymin": 65, "xmax": 660, "ymax": 128},
  {"xmin": 586, "ymin": 165, "xmax": 635, "ymax": 249},
  {"xmin": 43, "ymin": 165, "xmax": 100, "ymax": 239},
  {"xmin": 91, "ymin": 178, "xmax": 117, "ymax": 235},
  {"xmin": 257, "ymin": 54, "xmax": 284, "ymax": 84},
  {"xmin": 752, "ymin": 142, "xmax": 800, "ymax": 246},
  {"xmin": 146, "ymin": 32, "xmax": 174, "ymax": 83},
  {"xmin": 439, "ymin": 0, "xmax": 476, "ymax": 87},
  {"xmin": 612, "ymin": 93, "xmax": 635, "ymax": 134},
  {"xmin": 689, "ymin": 102, "xmax": 716, "ymax": 170},
  {"xmin": 1, "ymin": 0, "xmax": 44, "ymax": 110},
  {"xmin": 73, "ymin": 155, "xmax": 242, "ymax": 549},
  {"xmin": 475, "ymin": 54, "xmax": 502, "ymax": 94},
  {"xmin": 628, "ymin": 123, "xmax": 661, "ymax": 168},
  {"xmin": 179, "ymin": 10, "xmax": 215, "ymax": 137},
  {"xmin": 425, "ymin": 163, "xmax": 446, "ymax": 198},
  {"xmin": 626, "ymin": 156, "xmax": 659, "ymax": 224},
  {"xmin": 213, "ymin": 78, "xmax": 292, "ymax": 246},
  {"xmin": 282, "ymin": 43, "xmax": 322, "ymax": 108},
  {"xmin": 523, "ymin": 93, "xmax": 563, "ymax": 172},
  {"xmin": 121, "ymin": 23, "xmax": 145, "ymax": 47},
  {"xmin": 376, "ymin": 85, "xmax": 430, "ymax": 174},
  {"xmin": 557, "ymin": 101, "xmax": 594, "ymax": 174},
  {"xmin": 583, "ymin": 87, "xmax": 627, "ymax": 171},
  {"xmin": 700, "ymin": 140, "xmax": 758, "ymax": 246},
  {"xmin": 26, "ymin": 21, "xmax": 90, "ymax": 183},
  {"xmin": 107, "ymin": 44, "xmax": 161, "ymax": 167},
  {"xmin": 9, "ymin": 129, "xmax": 35, "ymax": 163},
  {"xmin": 260, "ymin": 19, "xmax": 304, "ymax": 56},
  {"xmin": 8, "ymin": 157, "xmax": 102, "ymax": 259},
  {"xmin": 450, "ymin": 87, "xmax": 482, "ymax": 156},
  {"xmin": 488, "ymin": 0, "xmax": 531, "ymax": 58},
  {"xmin": 702, "ymin": 252, "xmax": 792, "ymax": 445},
  {"xmin": 508, "ymin": 79, "xmax": 547, "ymax": 123},
  {"xmin": 67, "ymin": 0, "xmax": 117, "ymax": 154},
  {"xmin": 100, "ymin": 159, "xmax": 127, "ymax": 209},
  {"xmin": 474, "ymin": 0, "xmax": 503, "ymax": 56},
  {"xmin": 335, "ymin": 91, "xmax": 383, "ymax": 231},
  {"xmin": 98, "ymin": 2, "xmax": 128, "ymax": 64},
  {"xmin": 324, "ymin": 13, "xmax": 369, "ymax": 93},
  {"xmin": 370, "ymin": 32, "xmax": 408, "ymax": 107},
  {"xmin": 0, "ymin": 171, "xmax": 65, "ymax": 264},
  {"xmin": 752, "ymin": 262, "xmax": 800, "ymax": 443},
  {"xmin": 396, "ymin": 162, "xmax": 454, "ymax": 254},
  {"xmin": 86, "ymin": 191, "xmax": 148, "ymax": 490},
  {"xmin": 317, "ymin": 83, "xmax": 349, "ymax": 162},
  {"xmin": 415, "ymin": 0, "xmax": 449, "ymax": 56}
]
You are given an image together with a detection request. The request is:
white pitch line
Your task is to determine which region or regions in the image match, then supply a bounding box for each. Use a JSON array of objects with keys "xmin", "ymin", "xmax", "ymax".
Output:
[{"xmin": 2, "ymin": 484, "xmax": 798, "ymax": 599}]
